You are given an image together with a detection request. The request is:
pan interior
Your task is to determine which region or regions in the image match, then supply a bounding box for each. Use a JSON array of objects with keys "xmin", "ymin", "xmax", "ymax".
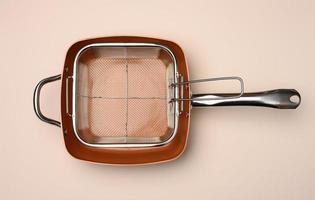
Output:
[{"xmin": 74, "ymin": 45, "xmax": 177, "ymax": 146}]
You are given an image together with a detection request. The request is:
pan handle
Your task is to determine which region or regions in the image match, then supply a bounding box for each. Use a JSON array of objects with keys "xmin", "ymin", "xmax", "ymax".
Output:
[
  {"xmin": 191, "ymin": 89, "xmax": 301, "ymax": 109},
  {"xmin": 33, "ymin": 74, "xmax": 61, "ymax": 127}
]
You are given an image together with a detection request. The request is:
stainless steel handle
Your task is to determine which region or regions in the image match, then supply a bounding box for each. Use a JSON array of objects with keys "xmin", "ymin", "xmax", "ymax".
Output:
[
  {"xmin": 33, "ymin": 74, "xmax": 61, "ymax": 127},
  {"xmin": 191, "ymin": 89, "xmax": 301, "ymax": 109}
]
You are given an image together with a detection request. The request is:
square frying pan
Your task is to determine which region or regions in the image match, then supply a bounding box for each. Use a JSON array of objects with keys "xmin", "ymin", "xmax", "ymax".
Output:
[{"xmin": 33, "ymin": 36, "xmax": 301, "ymax": 165}]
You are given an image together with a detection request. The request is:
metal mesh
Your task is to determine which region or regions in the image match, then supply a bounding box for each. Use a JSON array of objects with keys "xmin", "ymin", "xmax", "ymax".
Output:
[{"xmin": 75, "ymin": 47, "xmax": 175, "ymax": 144}]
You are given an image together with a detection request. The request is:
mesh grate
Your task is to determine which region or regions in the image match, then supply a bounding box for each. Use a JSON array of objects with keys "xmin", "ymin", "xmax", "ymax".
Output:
[
  {"xmin": 127, "ymin": 99, "xmax": 168, "ymax": 137},
  {"xmin": 75, "ymin": 47, "xmax": 175, "ymax": 144}
]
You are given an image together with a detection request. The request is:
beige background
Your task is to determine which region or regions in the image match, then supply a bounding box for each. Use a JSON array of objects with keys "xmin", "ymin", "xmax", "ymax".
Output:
[{"xmin": 1, "ymin": 0, "xmax": 314, "ymax": 199}]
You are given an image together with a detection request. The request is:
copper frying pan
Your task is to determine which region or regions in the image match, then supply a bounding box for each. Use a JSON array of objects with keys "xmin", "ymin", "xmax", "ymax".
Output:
[{"xmin": 33, "ymin": 36, "xmax": 301, "ymax": 165}]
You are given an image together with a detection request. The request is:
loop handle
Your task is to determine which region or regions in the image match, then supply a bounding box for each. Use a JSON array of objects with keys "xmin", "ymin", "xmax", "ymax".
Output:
[{"xmin": 33, "ymin": 74, "xmax": 61, "ymax": 127}]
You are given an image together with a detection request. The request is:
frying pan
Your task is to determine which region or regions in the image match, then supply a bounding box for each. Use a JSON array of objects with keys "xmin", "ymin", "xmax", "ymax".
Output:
[{"xmin": 33, "ymin": 36, "xmax": 301, "ymax": 165}]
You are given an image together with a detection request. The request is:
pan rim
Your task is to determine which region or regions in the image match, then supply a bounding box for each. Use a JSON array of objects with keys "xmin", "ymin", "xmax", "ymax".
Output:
[{"xmin": 71, "ymin": 42, "xmax": 180, "ymax": 148}]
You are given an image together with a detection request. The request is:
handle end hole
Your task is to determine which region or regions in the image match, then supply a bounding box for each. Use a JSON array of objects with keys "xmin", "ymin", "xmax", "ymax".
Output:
[{"xmin": 290, "ymin": 95, "xmax": 300, "ymax": 104}]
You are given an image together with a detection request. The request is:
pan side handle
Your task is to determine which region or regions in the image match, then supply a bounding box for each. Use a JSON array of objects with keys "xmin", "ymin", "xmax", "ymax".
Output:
[
  {"xmin": 33, "ymin": 74, "xmax": 61, "ymax": 127},
  {"xmin": 191, "ymin": 89, "xmax": 301, "ymax": 109}
]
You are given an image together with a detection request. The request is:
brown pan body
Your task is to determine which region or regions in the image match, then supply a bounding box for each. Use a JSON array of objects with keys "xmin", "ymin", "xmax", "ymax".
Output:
[{"xmin": 61, "ymin": 36, "xmax": 191, "ymax": 165}]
